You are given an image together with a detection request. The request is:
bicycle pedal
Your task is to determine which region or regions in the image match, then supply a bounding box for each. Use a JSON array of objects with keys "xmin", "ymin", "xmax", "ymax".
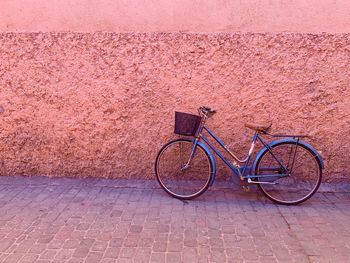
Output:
[{"xmin": 242, "ymin": 186, "xmax": 250, "ymax": 192}]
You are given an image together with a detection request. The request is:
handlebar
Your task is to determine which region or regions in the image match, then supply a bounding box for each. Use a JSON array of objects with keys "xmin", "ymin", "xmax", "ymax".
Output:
[{"xmin": 198, "ymin": 106, "xmax": 216, "ymax": 117}]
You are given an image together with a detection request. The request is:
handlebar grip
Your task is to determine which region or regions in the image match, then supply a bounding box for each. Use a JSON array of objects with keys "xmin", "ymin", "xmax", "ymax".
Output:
[{"xmin": 202, "ymin": 106, "xmax": 216, "ymax": 113}]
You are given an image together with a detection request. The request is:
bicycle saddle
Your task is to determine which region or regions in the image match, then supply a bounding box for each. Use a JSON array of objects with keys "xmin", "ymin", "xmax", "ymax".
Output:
[{"xmin": 245, "ymin": 123, "xmax": 272, "ymax": 133}]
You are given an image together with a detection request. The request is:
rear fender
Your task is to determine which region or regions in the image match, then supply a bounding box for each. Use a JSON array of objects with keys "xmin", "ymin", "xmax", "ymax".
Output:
[{"xmin": 252, "ymin": 138, "xmax": 324, "ymax": 174}]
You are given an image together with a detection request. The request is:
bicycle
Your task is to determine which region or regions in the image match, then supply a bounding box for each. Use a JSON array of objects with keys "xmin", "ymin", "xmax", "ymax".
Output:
[{"xmin": 155, "ymin": 106, "xmax": 324, "ymax": 205}]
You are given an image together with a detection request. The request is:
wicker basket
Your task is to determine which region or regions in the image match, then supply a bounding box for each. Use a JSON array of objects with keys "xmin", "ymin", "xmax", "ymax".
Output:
[{"xmin": 174, "ymin": 111, "xmax": 202, "ymax": 136}]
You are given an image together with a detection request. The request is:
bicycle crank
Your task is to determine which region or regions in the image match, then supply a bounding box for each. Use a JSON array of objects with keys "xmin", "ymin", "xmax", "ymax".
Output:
[{"xmin": 247, "ymin": 178, "xmax": 277, "ymax": 185}]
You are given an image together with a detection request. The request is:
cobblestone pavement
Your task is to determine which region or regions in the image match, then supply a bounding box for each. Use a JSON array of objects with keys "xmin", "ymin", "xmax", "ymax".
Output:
[{"xmin": 0, "ymin": 176, "xmax": 349, "ymax": 263}]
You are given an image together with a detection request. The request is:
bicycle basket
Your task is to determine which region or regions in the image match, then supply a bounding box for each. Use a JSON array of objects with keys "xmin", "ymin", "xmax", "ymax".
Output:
[{"xmin": 174, "ymin": 111, "xmax": 202, "ymax": 136}]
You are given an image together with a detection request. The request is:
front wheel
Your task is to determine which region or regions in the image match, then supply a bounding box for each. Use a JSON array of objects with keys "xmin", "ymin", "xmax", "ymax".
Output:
[
  {"xmin": 155, "ymin": 139, "xmax": 213, "ymax": 200},
  {"xmin": 255, "ymin": 141, "xmax": 322, "ymax": 205}
]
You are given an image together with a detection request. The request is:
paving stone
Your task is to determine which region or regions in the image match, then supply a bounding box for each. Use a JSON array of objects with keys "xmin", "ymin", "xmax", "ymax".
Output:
[
  {"xmin": 119, "ymin": 247, "xmax": 136, "ymax": 258},
  {"xmin": 39, "ymin": 249, "xmax": 58, "ymax": 260},
  {"xmin": 72, "ymin": 247, "xmax": 90, "ymax": 258},
  {"xmin": 67, "ymin": 258, "xmax": 84, "ymax": 263},
  {"xmin": 134, "ymin": 248, "xmax": 151, "ymax": 263},
  {"xmin": 123, "ymin": 234, "xmax": 140, "ymax": 247},
  {"xmin": 19, "ymin": 254, "xmax": 39, "ymax": 263},
  {"xmin": 91, "ymin": 240, "xmax": 108, "ymax": 252},
  {"xmin": 242, "ymin": 249, "xmax": 259, "ymax": 261},
  {"xmin": 129, "ymin": 225, "xmax": 143, "ymax": 233},
  {"xmin": 85, "ymin": 251, "xmax": 103, "ymax": 263},
  {"xmin": 150, "ymin": 252, "xmax": 165, "ymax": 263},
  {"xmin": 116, "ymin": 259, "xmax": 132, "ymax": 263},
  {"xmin": 37, "ymin": 235, "xmax": 54, "ymax": 244},
  {"xmin": 138, "ymin": 237, "xmax": 153, "ymax": 248},
  {"xmin": 28, "ymin": 243, "xmax": 46, "ymax": 254},
  {"xmin": 54, "ymin": 248, "xmax": 74, "ymax": 260},
  {"xmin": 165, "ymin": 252, "xmax": 182, "ymax": 263},
  {"xmin": 103, "ymin": 247, "xmax": 120, "ymax": 259},
  {"xmin": 109, "ymin": 238, "xmax": 124, "ymax": 248},
  {"xmin": 0, "ymin": 239, "xmax": 15, "ymax": 253},
  {"xmin": 153, "ymin": 242, "xmax": 167, "ymax": 253},
  {"xmin": 182, "ymin": 247, "xmax": 198, "ymax": 262},
  {"xmin": 100, "ymin": 259, "xmax": 116, "ymax": 263},
  {"xmin": 209, "ymin": 248, "xmax": 226, "ymax": 263},
  {"xmin": 2, "ymin": 252, "xmax": 25, "ymax": 263},
  {"xmin": 79, "ymin": 238, "xmax": 94, "ymax": 248},
  {"xmin": 0, "ymin": 176, "xmax": 349, "ymax": 263},
  {"xmin": 98, "ymin": 231, "xmax": 113, "ymax": 241},
  {"xmin": 47, "ymin": 239, "xmax": 65, "ymax": 249},
  {"xmin": 63, "ymin": 239, "xmax": 81, "ymax": 249},
  {"xmin": 0, "ymin": 253, "xmax": 9, "ymax": 262},
  {"xmin": 225, "ymin": 247, "xmax": 241, "ymax": 258}
]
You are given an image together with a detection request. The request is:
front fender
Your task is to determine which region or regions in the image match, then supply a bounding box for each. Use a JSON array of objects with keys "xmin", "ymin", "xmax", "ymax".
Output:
[{"xmin": 252, "ymin": 138, "xmax": 324, "ymax": 174}]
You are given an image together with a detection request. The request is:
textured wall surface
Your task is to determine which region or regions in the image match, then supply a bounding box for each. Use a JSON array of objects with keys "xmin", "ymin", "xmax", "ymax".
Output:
[
  {"xmin": 1, "ymin": 0, "xmax": 350, "ymax": 33},
  {"xmin": 0, "ymin": 33, "xmax": 349, "ymax": 182}
]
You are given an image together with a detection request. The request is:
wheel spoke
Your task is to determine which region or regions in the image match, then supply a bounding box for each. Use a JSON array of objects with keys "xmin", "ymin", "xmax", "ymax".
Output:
[
  {"xmin": 155, "ymin": 139, "xmax": 212, "ymax": 199},
  {"xmin": 256, "ymin": 142, "xmax": 321, "ymax": 205}
]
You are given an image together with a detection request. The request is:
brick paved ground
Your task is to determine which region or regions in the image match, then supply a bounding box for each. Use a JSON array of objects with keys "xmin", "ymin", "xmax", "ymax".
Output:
[{"xmin": 0, "ymin": 176, "xmax": 349, "ymax": 263}]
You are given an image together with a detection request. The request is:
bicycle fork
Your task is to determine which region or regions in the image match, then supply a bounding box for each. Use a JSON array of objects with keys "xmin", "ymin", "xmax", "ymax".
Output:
[{"xmin": 181, "ymin": 138, "xmax": 200, "ymax": 171}]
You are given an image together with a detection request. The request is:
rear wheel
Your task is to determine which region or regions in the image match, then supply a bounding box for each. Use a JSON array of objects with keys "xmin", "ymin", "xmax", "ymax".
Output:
[
  {"xmin": 255, "ymin": 142, "xmax": 322, "ymax": 205},
  {"xmin": 155, "ymin": 139, "xmax": 213, "ymax": 200}
]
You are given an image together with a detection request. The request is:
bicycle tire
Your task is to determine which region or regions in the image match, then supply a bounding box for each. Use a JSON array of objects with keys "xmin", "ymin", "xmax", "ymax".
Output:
[
  {"xmin": 255, "ymin": 141, "xmax": 322, "ymax": 205},
  {"xmin": 155, "ymin": 138, "xmax": 213, "ymax": 200}
]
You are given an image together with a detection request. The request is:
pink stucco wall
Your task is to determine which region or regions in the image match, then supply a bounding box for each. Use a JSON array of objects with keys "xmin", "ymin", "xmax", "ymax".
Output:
[
  {"xmin": 1, "ymin": 0, "xmax": 350, "ymax": 33},
  {"xmin": 0, "ymin": 2, "xmax": 349, "ymax": 181},
  {"xmin": 0, "ymin": 33, "xmax": 349, "ymax": 182}
]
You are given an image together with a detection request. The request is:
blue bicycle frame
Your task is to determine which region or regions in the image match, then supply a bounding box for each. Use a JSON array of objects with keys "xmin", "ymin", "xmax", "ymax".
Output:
[
  {"xmin": 200, "ymin": 126, "xmax": 255, "ymax": 178},
  {"xmin": 155, "ymin": 107, "xmax": 325, "ymax": 204},
  {"xmin": 191, "ymin": 125, "xmax": 292, "ymax": 185}
]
